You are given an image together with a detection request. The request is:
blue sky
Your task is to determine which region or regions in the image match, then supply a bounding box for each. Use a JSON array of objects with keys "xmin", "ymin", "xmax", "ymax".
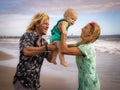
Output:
[{"xmin": 0, "ymin": 0, "xmax": 120, "ymax": 36}]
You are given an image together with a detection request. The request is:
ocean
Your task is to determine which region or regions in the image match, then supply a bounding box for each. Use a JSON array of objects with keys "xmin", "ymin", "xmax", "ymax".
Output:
[{"xmin": 0, "ymin": 35, "xmax": 120, "ymax": 55}]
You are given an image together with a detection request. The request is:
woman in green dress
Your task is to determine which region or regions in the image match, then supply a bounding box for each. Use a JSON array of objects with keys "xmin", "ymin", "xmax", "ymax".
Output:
[{"xmin": 60, "ymin": 22, "xmax": 101, "ymax": 90}]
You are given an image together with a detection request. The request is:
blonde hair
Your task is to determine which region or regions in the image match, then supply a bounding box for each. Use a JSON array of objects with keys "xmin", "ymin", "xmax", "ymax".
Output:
[
  {"xmin": 64, "ymin": 8, "xmax": 77, "ymax": 18},
  {"xmin": 26, "ymin": 13, "xmax": 49, "ymax": 31},
  {"xmin": 89, "ymin": 22, "xmax": 101, "ymax": 43},
  {"xmin": 76, "ymin": 22, "xmax": 101, "ymax": 46}
]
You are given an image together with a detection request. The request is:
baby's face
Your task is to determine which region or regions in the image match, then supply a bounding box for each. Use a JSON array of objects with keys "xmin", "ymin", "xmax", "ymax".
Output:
[{"xmin": 67, "ymin": 13, "xmax": 77, "ymax": 25}]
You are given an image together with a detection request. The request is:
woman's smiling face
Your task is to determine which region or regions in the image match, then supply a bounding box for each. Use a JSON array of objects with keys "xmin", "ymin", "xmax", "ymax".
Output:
[{"xmin": 81, "ymin": 24, "xmax": 93, "ymax": 37}]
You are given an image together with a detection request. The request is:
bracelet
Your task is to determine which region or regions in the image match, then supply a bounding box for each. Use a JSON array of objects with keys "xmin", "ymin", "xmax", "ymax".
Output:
[{"xmin": 45, "ymin": 44, "xmax": 48, "ymax": 51}]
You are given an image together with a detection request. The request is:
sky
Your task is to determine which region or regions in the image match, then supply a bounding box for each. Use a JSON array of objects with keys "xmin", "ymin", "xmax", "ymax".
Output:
[{"xmin": 0, "ymin": 0, "xmax": 120, "ymax": 36}]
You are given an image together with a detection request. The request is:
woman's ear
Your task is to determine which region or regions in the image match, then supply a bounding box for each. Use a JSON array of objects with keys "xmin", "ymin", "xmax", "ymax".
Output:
[{"xmin": 88, "ymin": 30, "xmax": 93, "ymax": 36}]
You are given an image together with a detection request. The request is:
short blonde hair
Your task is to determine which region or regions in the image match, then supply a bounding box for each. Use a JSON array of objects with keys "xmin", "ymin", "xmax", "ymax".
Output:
[
  {"xmin": 26, "ymin": 13, "xmax": 49, "ymax": 31},
  {"xmin": 64, "ymin": 8, "xmax": 78, "ymax": 18},
  {"xmin": 76, "ymin": 22, "xmax": 101, "ymax": 46},
  {"xmin": 89, "ymin": 22, "xmax": 101, "ymax": 43}
]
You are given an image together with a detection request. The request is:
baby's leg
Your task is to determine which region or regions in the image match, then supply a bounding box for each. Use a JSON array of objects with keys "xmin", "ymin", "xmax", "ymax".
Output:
[
  {"xmin": 51, "ymin": 42, "xmax": 58, "ymax": 64},
  {"xmin": 58, "ymin": 42, "xmax": 68, "ymax": 67}
]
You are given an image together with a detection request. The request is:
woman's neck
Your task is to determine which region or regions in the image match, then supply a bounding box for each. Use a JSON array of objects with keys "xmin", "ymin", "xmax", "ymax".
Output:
[{"xmin": 35, "ymin": 29, "xmax": 42, "ymax": 37}]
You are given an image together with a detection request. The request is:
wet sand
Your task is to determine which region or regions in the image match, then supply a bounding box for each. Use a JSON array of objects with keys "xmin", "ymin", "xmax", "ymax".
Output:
[
  {"xmin": 0, "ymin": 66, "xmax": 15, "ymax": 90},
  {"xmin": 0, "ymin": 43, "xmax": 120, "ymax": 90},
  {"xmin": 0, "ymin": 51, "xmax": 14, "ymax": 60}
]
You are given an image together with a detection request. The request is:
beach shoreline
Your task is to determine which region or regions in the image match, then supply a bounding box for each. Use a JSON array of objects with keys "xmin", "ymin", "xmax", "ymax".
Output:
[
  {"xmin": 0, "ymin": 41, "xmax": 120, "ymax": 90},
  {"xmin": 0, "ymin": 49, "xmax": 120, "ymax": 90}
]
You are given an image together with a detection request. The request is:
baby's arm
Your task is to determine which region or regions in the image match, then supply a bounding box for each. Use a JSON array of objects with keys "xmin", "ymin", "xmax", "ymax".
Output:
[{"xmin": 58, "ymin": 21, "xmax": 68, "ymax": 34}]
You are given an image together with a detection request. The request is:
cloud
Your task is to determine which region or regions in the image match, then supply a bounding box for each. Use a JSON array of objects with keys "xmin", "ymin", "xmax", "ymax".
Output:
[
  {"xmin": 0, "ymin": 14, "xmax": 32, "ymax": 36},
  {"xmin": 0, "ymin": 0, "xmax": 120, "ymax": 14}
]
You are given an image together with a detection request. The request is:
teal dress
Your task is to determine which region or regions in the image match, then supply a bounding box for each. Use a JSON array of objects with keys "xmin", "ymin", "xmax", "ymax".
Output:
[
  {"xmin": 76, "ymin": 43, "xmax": 100, "ymax": 90},
  {"xmin": 50, "ymin": 19, "xmax": 70, "ymax": 43}
]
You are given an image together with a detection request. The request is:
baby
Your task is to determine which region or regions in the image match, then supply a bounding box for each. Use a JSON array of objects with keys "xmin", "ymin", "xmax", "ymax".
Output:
[{"xmin": 50, "ymin": 8, "xmax": 78, "ymax": 67}]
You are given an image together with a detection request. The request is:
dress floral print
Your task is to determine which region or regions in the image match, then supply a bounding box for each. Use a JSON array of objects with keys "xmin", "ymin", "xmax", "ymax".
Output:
[
  {"xmin": 76, "ymin": 44, "xmax": 100, "ymax": 90},
  {"xmin": 13, "ymin": 31, "xmax": 48, "ymax": 88}
]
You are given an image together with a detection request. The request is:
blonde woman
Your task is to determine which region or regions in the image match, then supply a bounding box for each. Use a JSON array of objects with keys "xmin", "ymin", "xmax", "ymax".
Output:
[
  {"xmin": 13, "ymin": 13, "xmax": 56, "ymax": 90},
  {"xmin": 60, "ymin": 22, "xmax": 100, "ymax": 90}
]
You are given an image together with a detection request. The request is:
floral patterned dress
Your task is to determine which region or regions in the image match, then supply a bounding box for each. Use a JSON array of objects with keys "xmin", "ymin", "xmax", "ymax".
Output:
[{"xmin": 76, "ymin": 43, "xmax": 100, "ymax": 90}]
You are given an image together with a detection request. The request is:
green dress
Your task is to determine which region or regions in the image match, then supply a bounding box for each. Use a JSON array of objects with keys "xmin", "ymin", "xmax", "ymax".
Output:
[
  {"xmin": 76, "ymin": 43, "xmax": 100, "ymax": 90},
  {"xmin": 50, "ymin": 19, "xmax": 70, "ymax": 43}
]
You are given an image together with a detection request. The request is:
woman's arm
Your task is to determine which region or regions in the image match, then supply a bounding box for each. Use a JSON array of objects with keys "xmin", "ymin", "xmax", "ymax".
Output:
[
  {"xmin": 23, "ymin": 44, "xmax": 56, "ymax": 56},
  {"xmin": 67, "ymin": 44, "xmax": 75, "ymax": 47},
  {"xmin": 61, "ymin": 33, "xmax": 83, "ymax": 56}
]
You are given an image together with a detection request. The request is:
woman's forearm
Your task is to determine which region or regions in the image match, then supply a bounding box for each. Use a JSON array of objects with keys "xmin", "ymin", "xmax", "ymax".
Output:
[
  {"xmin": 23, "ymin": 44, "xmax": 56, "ymax": 56},
  {"xmin": 23, "ymin": 46, "xmax": 46, "ymax": 56},
  {"xmin": 61, "ymin": 33, "xmax": 83, "ymax": 56},
  {"xmin": 67, "ymin": 44, "xmax": 74, "ymax": 47}
]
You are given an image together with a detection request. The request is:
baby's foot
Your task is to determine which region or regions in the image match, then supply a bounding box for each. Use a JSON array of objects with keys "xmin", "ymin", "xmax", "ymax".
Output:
[
  {"xmin": 60, "ymin": 61, "xmax": 68, "ymax": 67},
  {"xmin": 51, "ymin": 60, "xmax": 57, "ymax": 64},
  {"xmin": 47, "ymin": 59, "xmax": 52, "ymax": 63}
]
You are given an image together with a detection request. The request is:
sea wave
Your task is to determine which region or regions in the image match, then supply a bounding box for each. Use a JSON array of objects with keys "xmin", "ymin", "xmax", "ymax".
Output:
[
  {"xmin": 94, "ymin": 40, "xmax": 120, "ymax": 55},
  {"xmin": 0, "ymin": 38, "xmax": 120, "ymax": 55},
  {"xmin": 66, "ymin": 39, "xmax": 120, "ymax": 55}
]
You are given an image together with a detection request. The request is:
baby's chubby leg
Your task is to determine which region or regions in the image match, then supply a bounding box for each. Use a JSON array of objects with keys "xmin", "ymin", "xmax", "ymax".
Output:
[
  {"xmin": 51, "ymin": 48, "xmax": 58, "ymax": 64},
  {"xmin": 51, "ymin": 41, "xmax": 59, "ymax": 64},
  {"xmin": 58, "ymin": 42, "xmax": 68, "ymax": 67},
  {"xmin": 59, "ymin": 52, "xmax": 68, "ymax": 67}
]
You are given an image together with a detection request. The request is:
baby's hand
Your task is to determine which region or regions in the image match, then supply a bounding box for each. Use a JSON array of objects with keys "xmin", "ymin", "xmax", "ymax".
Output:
[
  {"xmin": 52, "ymin": 42, "xmax": 57, "ymax": 47},
  {"xmin": 58, "ymin": 21, "xmax": 67, "ymax": 34},
  {"xmin": 62, "ymin": 30, "xmax": 67, "ymax": 34}
]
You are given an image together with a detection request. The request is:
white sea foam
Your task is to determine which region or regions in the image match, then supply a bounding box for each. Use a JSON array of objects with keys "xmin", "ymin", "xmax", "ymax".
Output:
[
  {"xmin": 94, "ymin": 40, "xmax": 120, "ymax": 55},
  {"xmin": 0, "ymin": 38, "xmax": 19, "ymax": 43},
  {"xmin": 66, "ymin": 39, "xmax": 120, "ymax": 55},
  {"xmin": 0, "ymin": 38, "xmax": 120, "ymax": 55}
]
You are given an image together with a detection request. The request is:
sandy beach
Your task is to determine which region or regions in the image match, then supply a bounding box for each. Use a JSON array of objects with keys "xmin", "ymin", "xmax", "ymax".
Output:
[{"xmin": 0, "ymin": 42, "xmax": 120, "ymax": 90}]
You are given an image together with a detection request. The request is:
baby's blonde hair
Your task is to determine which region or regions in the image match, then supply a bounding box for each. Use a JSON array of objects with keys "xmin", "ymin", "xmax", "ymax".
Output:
[
  {"xmin": 64, "ymin": 8, "xmax": 77, "ymax": 18},
  {"xmin": 26, "ymin": 13, "xmax": 49, "ymax": 31}
]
